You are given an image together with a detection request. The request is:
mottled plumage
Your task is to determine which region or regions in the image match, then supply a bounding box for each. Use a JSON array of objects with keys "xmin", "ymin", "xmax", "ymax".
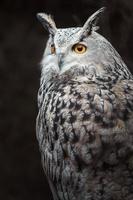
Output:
[{"xmin": 36, "ymin": 8, "xmax": 133, "ymax": 200}]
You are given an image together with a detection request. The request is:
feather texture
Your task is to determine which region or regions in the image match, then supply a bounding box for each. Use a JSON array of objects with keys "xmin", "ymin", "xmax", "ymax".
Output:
[{"xmin": 36, "ymin": 8, "xmax": 133, "ymax": 200}]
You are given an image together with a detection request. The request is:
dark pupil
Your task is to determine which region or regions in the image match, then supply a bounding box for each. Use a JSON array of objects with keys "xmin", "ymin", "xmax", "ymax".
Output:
[{"xmin": 77, "ymin": 47, "xmax": 83, "ymax": 51}]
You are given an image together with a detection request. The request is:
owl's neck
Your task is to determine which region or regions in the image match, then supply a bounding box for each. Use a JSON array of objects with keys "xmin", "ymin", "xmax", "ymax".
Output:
[
  {"xmin": 40, "ymin": 57, "xmax": 133, "ymax": 91},
  {"xmin": 59, "ymin": 64, "xmax": 132, "ymax": 85},
  {"xmin": 40, "ymin": 69, "xmax": 120, "ymax": 94}
]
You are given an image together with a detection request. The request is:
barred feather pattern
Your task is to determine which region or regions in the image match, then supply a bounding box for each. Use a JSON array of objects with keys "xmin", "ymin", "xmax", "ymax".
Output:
[
  {"xmin": 36, "ymin": 70, "xmax": 133, "ymax": 200},
  {"xmin": 36, "ymin": 8, "xmax": 133, "ymax": 200}
]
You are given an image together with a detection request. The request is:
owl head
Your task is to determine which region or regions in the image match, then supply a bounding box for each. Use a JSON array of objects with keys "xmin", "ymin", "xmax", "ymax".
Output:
[{"xmin": 37, "ymin": 8, "xmax": 132, "ymax": 81}]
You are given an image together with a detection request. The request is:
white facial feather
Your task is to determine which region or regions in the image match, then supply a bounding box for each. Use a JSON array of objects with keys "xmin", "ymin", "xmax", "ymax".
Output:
[{"xmin": 37, "ymin": 8, "xmax": 133, "ymax": 82}]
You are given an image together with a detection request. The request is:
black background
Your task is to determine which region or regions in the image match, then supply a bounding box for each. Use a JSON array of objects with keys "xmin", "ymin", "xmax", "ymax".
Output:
[{"xmin": 1, "ymin": 0, "xmax": 133, "ymax": 200}]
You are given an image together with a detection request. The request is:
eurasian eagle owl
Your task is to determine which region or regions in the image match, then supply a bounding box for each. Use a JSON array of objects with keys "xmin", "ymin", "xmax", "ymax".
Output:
[{"xmin": 36, "ymin": 8, "xmax": 133, "ymax": 200}]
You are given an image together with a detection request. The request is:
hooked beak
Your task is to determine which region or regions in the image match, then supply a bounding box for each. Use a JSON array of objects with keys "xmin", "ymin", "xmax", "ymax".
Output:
[{"xmin": 58, "ymin": 53, "xmax": 64, "ymax": 69}]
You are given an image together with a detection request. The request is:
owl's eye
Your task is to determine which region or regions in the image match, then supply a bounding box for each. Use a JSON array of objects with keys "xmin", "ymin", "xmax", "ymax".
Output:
[
  {"xmin": 51, "ymin": 45, "xmax": 56, "ymax": 54},
  {"xmin": 72, "ymin": 43, "xmax": 87, "ymax": 54}
]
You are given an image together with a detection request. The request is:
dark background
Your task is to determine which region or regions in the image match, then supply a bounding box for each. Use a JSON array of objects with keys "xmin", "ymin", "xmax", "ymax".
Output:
[{"xmin": 0, "ymin": 0, "xmax": 133, "ymax": 200}]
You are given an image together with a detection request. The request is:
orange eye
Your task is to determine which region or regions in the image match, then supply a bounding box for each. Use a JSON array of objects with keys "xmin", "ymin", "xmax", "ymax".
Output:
[
  {"xmin": 51, "ymin": 45, "xmax": 56, "ymax": 54},
  {"xmin": 72, "ymin": 43, "xmax": 87, "ymax": 54}
]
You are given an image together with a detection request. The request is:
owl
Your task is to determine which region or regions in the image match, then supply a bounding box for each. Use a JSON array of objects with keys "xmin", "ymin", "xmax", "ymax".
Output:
[{"xmin": 36, "ymin": 8, "xmax": 133, "ymax": 200}]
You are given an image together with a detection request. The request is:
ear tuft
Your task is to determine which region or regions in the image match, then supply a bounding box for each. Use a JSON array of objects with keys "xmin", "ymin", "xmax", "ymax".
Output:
[
  {"xmin": 79, "ymin": 7, "xmax": 106, "ymax": 40},
  {"xmin": 37, "ymin": 13, "xmax": 57, "ymax": 36}
]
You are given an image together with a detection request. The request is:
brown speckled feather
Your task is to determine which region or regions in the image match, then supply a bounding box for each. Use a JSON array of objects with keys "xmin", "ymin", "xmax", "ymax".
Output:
[
  {"xmin": 36, "ymin": 8, "xmax": 133, "ymax": 200},
  {"xmin": 37, "ymin": 75, "xmax": 133, "ymax": 200}
]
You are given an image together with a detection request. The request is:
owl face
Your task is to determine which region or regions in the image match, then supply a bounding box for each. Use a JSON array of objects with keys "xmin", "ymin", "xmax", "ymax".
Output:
[
  {"xmin": 49, "ymin": 28, "xmax": 104, "ymax": 73},
  {"xmin": 37, "ymin": 8, "xmax": 107, "ymax": 74},
  {"xmin": 37, "ymin": 8, "xmax": 132, "ymax": 79}
]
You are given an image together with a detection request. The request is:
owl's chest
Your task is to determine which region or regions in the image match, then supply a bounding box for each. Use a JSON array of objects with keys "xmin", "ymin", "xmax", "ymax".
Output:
[
  {"xmin": 41, "ymin": 81, "xmax": 101, "ymax": 139},
  {"xmin": 39, "ymin": 83, "xmax": 128, "ymax": 162},
  {"xmin": 40, "ymin": 80, "xmax": 133, "ymax": 142},
  {"xmin": 37, "ymin": 80, "xmax": 133, "ymax": 200}
]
